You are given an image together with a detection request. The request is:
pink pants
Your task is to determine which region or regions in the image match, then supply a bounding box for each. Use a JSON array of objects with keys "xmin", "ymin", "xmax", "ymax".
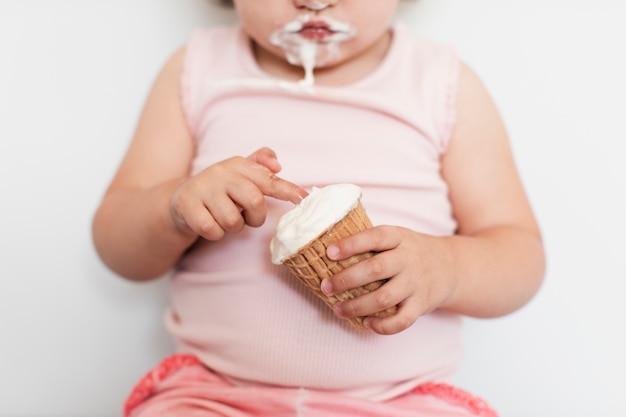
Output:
[{"xmin": 125, "ymin": 355, "xmax": 497, "ymax": 417}]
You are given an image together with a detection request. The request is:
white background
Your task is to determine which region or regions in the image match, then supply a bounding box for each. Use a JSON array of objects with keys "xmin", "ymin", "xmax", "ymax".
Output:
[{"xmin": 1, "ymin": 1, "xmax": 625, "ymax": 416}]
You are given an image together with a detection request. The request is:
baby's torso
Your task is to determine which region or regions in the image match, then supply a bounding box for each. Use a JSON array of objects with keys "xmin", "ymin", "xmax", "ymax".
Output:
[{"xmin": 166, "ymin": 24, "xmax": 462, "ymax": 400}]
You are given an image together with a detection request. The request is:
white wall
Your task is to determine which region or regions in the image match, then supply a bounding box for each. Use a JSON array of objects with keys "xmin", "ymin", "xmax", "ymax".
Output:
[{"xmin": 1, "ymin": 1, "xmax": 624, "ymax": 416}]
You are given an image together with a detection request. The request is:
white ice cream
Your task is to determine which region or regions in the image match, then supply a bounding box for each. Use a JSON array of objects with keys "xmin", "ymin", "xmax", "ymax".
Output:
[
  {"xmin": 270, "ymin": 183, "xmax": 362, "ymax": 264},
  {"xmin": 269, "ymin": 14, "xmax": 356, "ymax": 87}
]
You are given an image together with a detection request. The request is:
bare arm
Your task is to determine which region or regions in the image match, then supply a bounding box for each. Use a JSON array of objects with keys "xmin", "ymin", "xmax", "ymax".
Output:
[
  {"xmin": 92, "ymin": 47, "xmax": 306, "ymax": 281},
  {"xmin": 322, "ymin": 62, "xmax": 545, "ymax": 334},
  {"xmin": 438, "ymin": 62, "xmax": 545, "ymax": 317},
  {"xmin": 92, "ymin": 47, "xmax": 196, "ymax": 281}
]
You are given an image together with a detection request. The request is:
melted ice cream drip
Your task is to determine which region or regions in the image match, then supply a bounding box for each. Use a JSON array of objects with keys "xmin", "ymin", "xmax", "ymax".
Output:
[
  {"xmin": 299, "ymin": 42, "xmax": 317, "ymax": 87},
  {"xmin": 269, "ymin": 14, "xmax": 356, "ymax": 88}
]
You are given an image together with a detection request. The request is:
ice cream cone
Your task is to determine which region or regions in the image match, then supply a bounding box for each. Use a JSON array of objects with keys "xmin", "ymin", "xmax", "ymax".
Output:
[{"xmin": 281, "ymin": 201, "xmax": 397, "ymax": 330}]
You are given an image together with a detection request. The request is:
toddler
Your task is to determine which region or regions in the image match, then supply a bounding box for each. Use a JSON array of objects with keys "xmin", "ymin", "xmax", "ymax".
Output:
[{"xmin": 92, "ymin": 0, "xmax": 545, "ymax": 416}]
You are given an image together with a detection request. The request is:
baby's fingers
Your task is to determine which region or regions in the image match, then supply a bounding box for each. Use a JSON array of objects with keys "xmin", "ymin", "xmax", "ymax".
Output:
[
  {"xmin": 322, "ymin": 251, "xmax": 399, "ymax": 296},
  {"xmin": 363, "ymin": 301, "xmax": 421, "ymax": 335},
  {"xmin": 247, "ymin": 147, "xmax": 282, "ymax": 173},
  {"xmin": 174, "ymin": 199, "xmax": 227, "ymax": 241},
  {"xmin": 332, "ymin": 273, "xmax": 405, "ymax": 320},
  {"xmin": 247, "ymin": 147, "xmax": 308, "ymax": 203},
  {"xmin": 327, "ymin": 226, "xmax": 399, "ymax": 261},
  {"xmin": 334, "ymin": 285, "xmax": 403, "ymax": 321},
  {"xmin": 252, "ymin": 168, "xmax": 308, "ymax": 205}
]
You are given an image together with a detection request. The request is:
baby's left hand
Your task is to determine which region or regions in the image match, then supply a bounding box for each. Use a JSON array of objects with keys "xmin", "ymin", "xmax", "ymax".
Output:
[{"xmin": 321, "ymin": 225, "xmax": 457, "ymax": 335}]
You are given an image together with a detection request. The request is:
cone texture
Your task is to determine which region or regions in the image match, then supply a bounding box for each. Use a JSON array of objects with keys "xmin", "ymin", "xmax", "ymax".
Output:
[{"xmin": 282, "ymin": 202, "xmax": 397, "ymax": 329}]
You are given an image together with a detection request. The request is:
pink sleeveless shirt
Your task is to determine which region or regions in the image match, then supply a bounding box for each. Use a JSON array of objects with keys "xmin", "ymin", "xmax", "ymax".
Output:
[{"xmin": 166, "ymin": 23, "xmax": 461, "ymax": 401}]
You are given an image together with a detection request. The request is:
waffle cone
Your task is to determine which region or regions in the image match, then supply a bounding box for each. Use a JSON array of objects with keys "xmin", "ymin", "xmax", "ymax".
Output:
[{"xmin": 282, "ymin": 202, "xmax": 397, "ymax": 330}]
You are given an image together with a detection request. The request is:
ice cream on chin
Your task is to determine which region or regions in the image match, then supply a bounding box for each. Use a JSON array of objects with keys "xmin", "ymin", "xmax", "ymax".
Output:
[
  {"xmin": 269, "ymin": 14, "xmax": 356, "ymax": 88},
  {"xmin": 270, "ymin": 184, "xmax": 397, "ymax": 330}
]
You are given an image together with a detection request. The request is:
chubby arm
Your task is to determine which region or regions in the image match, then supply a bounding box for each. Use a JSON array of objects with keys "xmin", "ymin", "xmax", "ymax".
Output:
[
  {"xmin": 436, "ymin": 63, "xmax": 545, "ymax": 317},
  {"xmin": 92, "ymin": 47, "xmax": 306, "ymax": 281},
  {"xmin": 92, "ymin": 47, "xmax": 195, "ymax": 281},
  {"xmin": 321, "ymin": 62, "xmax": 545, "ymax": 334}
]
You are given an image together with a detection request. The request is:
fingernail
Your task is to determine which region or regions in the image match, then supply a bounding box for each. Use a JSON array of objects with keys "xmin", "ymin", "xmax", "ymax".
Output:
[
  {"xmin": 326, "ymin": 245, "xmax": 339, "ymax": 260},
  {"xmin": 362, "ymin": 317, "xmax": 372, "ymax": 329},
  {"xmin": 321, "ymin": 279, "xmax": 332, "ymax": 295},
  {"xmin": 333, "ymin": 304, "xmax": 344, "ymax": 318}
]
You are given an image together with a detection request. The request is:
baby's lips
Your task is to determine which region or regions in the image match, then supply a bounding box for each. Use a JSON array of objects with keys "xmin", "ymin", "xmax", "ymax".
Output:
[{"xmin": 299, "ymin": 22, "xmax": 334, "ymax": 41}]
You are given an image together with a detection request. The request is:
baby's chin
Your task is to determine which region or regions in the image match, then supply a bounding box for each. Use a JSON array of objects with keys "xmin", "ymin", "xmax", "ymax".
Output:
[{"xmin": 290, "ymin": 52, "xmax": 346, "ymax": 70}]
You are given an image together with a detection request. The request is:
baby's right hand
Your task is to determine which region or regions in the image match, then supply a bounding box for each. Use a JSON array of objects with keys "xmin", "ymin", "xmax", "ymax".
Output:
[{"xmin": 169, "ymin": 147, "xmax": 307, "ymax": 241}]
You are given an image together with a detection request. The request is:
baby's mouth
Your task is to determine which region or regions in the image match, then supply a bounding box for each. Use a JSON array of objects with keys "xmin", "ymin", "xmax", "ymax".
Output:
[
  {"xmin": 279, "ymin": 15, "xmax": 356, "ymax": 44},
  {"xmin": 268, "ymin": 15, "xmax": 356, "ymax": 86},
  {"xmin": 298, "ymin": 21, "xmax": 337, "ymax": 41}
]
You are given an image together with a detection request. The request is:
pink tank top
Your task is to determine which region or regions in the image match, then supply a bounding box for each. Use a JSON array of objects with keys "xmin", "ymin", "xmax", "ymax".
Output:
[{"xmin": 166, "ymin": 23, "xmax": 462, "ymax": 401}]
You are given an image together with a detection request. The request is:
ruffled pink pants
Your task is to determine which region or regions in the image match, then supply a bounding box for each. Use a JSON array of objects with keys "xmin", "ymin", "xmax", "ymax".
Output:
[{"xmin": 125, "ymin": 355, "xmax": 497, "ymax": 417}]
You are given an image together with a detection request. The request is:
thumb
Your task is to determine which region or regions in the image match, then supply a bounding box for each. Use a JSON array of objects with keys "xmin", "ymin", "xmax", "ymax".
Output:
[{"xmin": 248, "ymin": 147, "xmax": 281, "ymax": 173}]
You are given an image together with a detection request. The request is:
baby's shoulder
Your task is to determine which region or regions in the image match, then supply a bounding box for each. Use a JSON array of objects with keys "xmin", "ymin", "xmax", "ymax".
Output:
[
  {"xmin": 394, "ymin": 24, "xmax": 457, "ymax": 70},
  {"xmin": 186, "ymin": 24, "xmax": 242, "ymax": 51}
]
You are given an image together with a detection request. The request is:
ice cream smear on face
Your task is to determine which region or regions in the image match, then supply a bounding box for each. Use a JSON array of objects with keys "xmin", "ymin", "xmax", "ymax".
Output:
[
  {"xmin": 270, "ymin": 184, "xmax": 362, "ymax": 264},
  {"xmin": 269, "ymin": 14, "xmax": 356, "ymax": 87}
]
